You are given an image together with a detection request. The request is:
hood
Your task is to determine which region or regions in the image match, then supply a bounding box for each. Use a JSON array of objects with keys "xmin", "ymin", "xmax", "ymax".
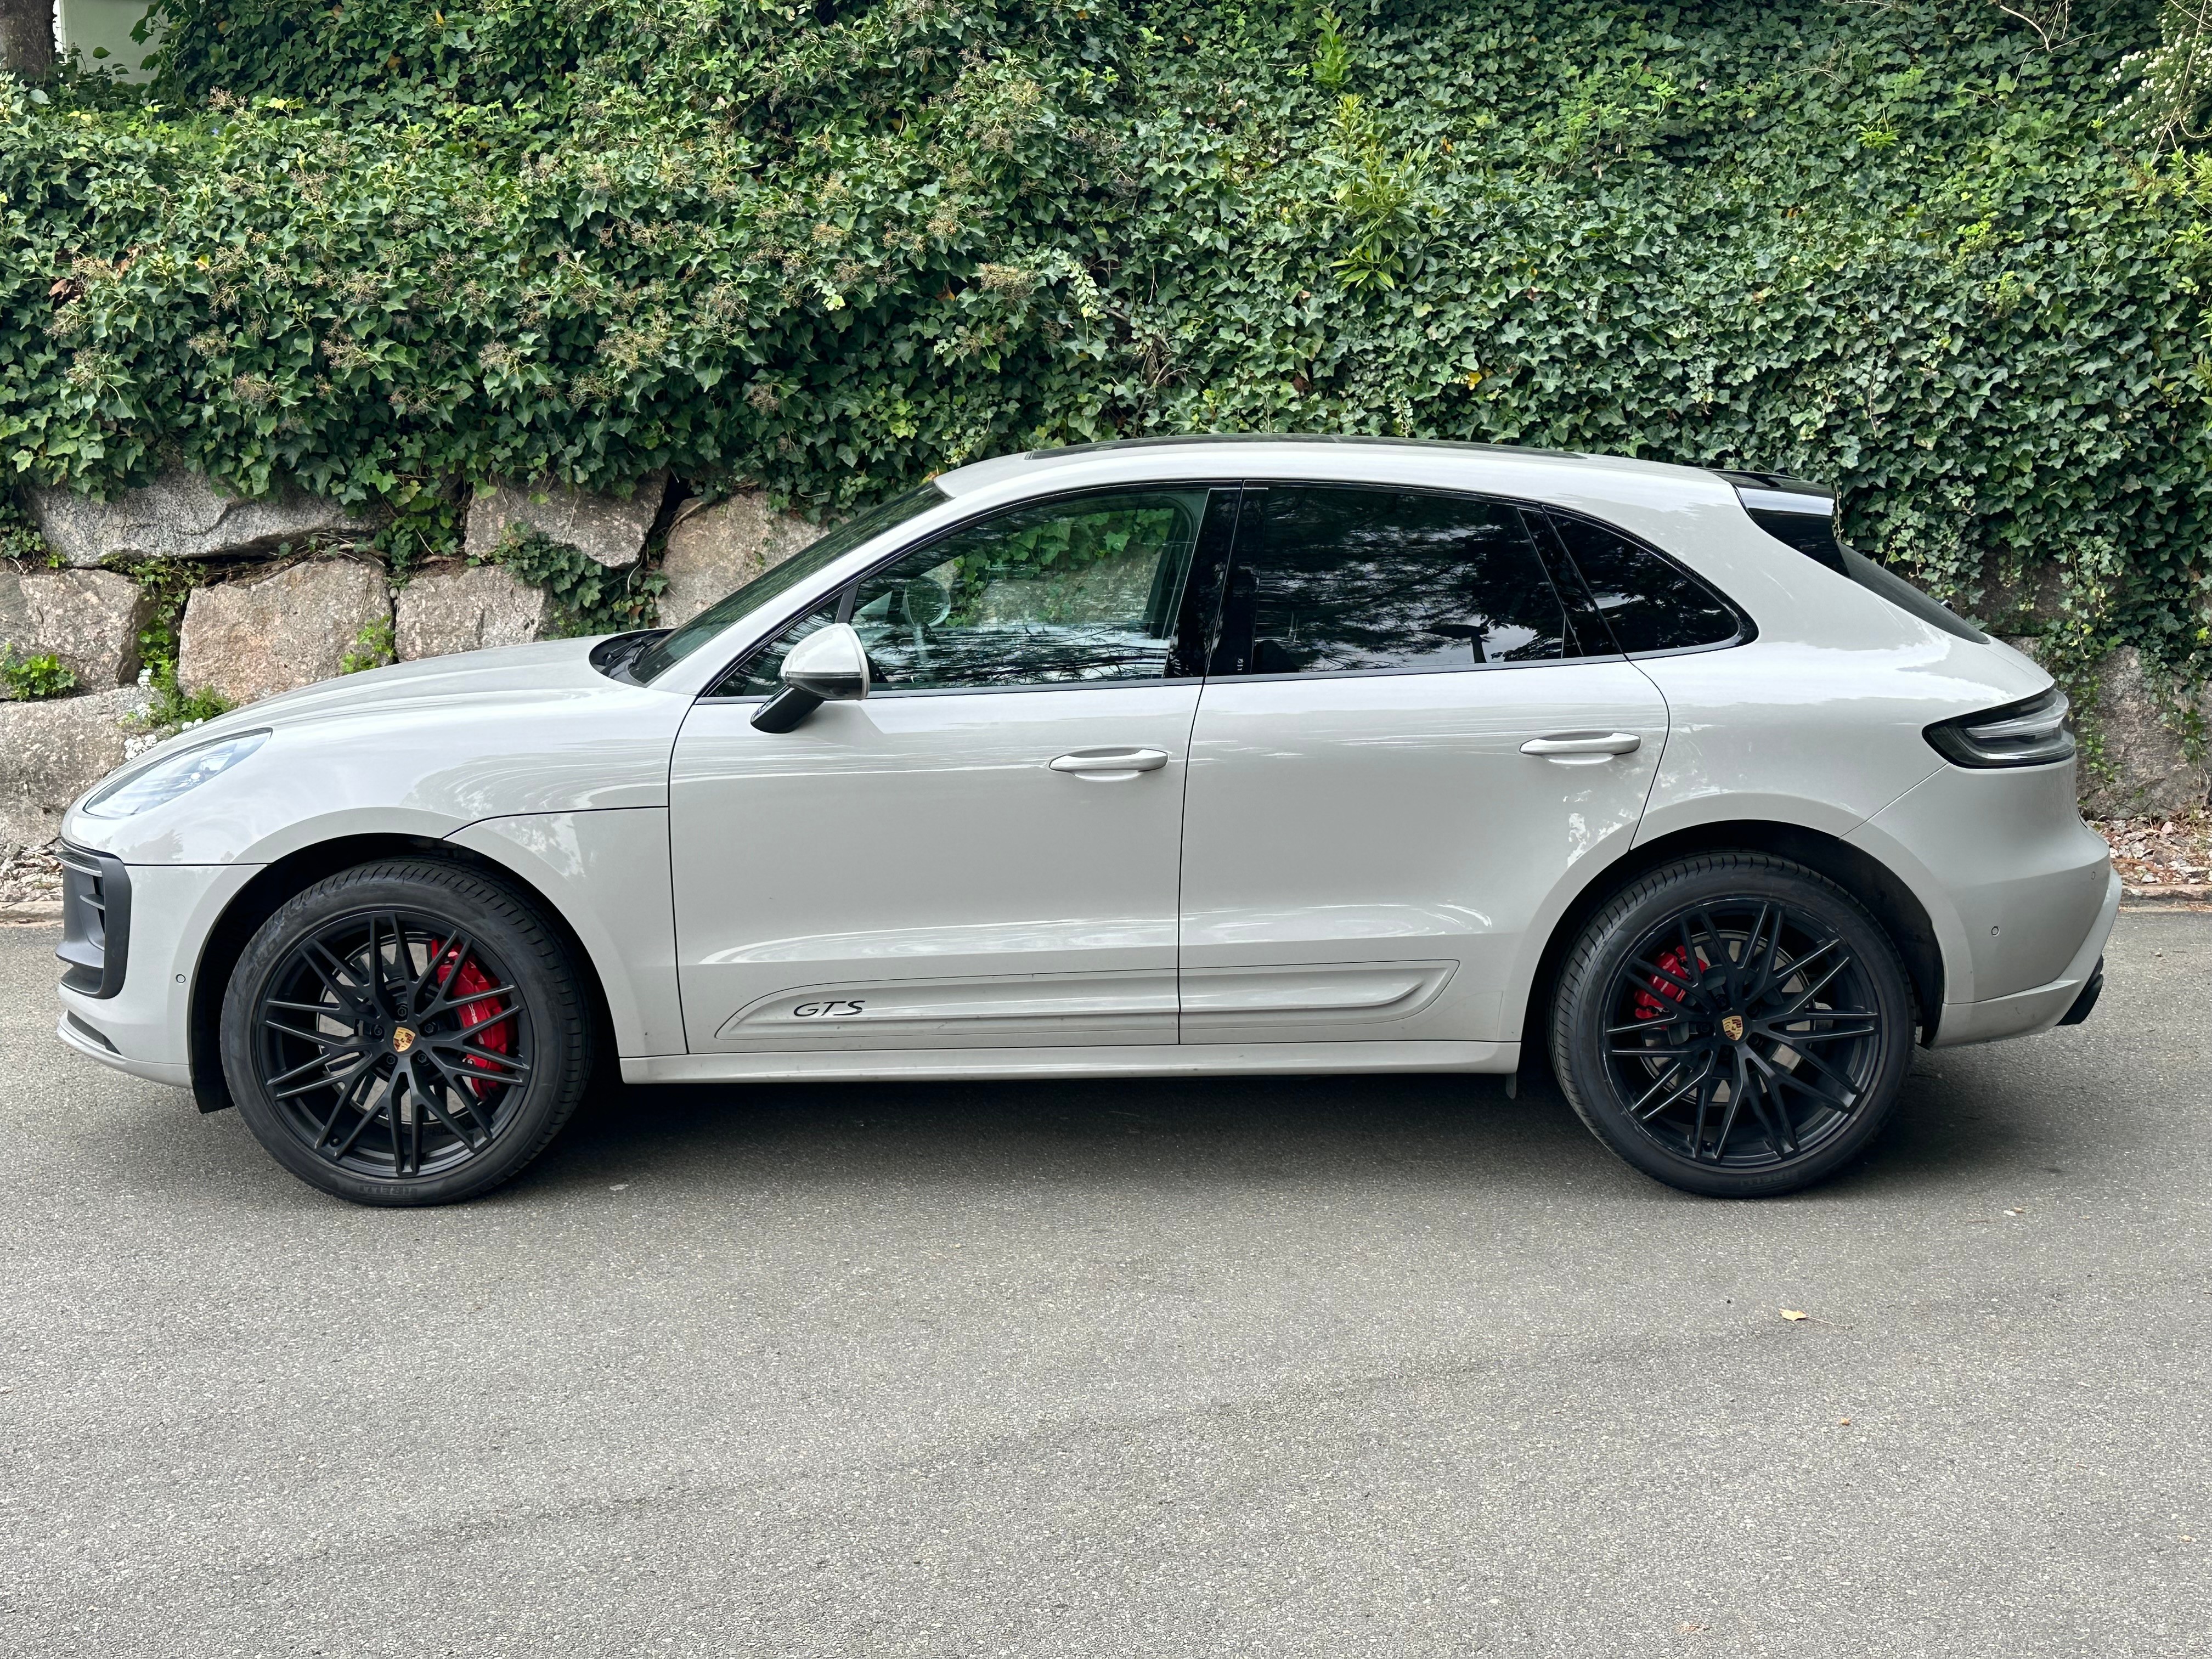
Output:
[{"xmin": 194, "ymin": 637, "xmax": 613, "ymax": 738}]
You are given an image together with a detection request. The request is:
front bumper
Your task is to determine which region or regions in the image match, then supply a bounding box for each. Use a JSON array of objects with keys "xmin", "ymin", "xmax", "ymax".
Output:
[
  {"xmin": 54, "ymin": 1009, "xmax": 190, "ymax": 1087},
  {"xmin": 53, "ymin": 860, "xmax": 260, "ymax": 1091}
]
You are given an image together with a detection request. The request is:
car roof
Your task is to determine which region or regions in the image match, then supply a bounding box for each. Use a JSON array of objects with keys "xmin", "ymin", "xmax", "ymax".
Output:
[{"xmin": 933, "ymin": 434, "xmax": 1767, "ymax": 503}]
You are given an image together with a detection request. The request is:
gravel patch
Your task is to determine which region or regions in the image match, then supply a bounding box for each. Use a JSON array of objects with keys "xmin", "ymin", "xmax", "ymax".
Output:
[{"xmin": 2091, "ymin": 809, "xmax": 2212, "ymax": 905}]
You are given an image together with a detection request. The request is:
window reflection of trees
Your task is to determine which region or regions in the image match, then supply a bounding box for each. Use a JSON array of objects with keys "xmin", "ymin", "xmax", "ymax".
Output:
[
  {"xmin": 717, "ymin": 603, "xmax": 837, "ymax": 697},
  {"xmin": 853, "ymin": 492, "xmax": 1203, "ymax": 689},
  {"xmin": 1252, "ymin": 490, "xmax": 1567, "ymax": 673},
  {"xmin": 1548, "ymin": 515, "xmax": 1737, "ymax": 654}
]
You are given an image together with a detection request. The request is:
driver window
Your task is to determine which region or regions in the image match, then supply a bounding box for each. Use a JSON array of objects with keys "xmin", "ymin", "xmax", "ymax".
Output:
[{"xmin": 846, "ymin": 488, "xmax": 1207, "ymax": 691}]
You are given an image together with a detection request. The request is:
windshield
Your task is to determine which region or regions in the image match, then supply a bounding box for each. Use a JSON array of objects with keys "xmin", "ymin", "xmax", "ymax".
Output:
[{"xmin": 629, "ymin": 482, "xmax": 949, "ymax": 683}]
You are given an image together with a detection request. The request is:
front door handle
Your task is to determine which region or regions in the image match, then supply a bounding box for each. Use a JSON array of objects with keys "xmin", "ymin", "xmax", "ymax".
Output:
[
  {"xmin": 1520, "ymin": 731, "xmax": 1643, "ymax": 758},
  {"xmin": 1049, "ymin": 747, "xmax": 1171, "ymax": 778}
]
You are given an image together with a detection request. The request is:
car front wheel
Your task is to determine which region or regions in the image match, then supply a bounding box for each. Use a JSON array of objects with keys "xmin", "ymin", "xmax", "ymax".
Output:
[
  {"xmin": 221, "ymin": 859, "xmax": 594, "ymax": 1206},
  {"xmin": 1550, "ymin": 853, "xmax": 1916, "ymax": 1199}
]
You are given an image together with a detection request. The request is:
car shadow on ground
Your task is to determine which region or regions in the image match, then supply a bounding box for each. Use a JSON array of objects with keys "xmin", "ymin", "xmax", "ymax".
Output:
[{"xmin": 496, "ymin": 1043, "xmax": 2061, "ymax": 1209}]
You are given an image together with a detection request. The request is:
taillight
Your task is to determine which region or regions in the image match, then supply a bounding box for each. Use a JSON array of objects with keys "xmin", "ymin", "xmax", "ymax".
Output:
[{"xmin": 1924, "ymin": 687, "xmax": 2074, "ymax": 769}]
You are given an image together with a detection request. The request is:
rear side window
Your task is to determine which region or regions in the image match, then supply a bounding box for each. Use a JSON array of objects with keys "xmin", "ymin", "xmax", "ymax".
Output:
[
  {"xmin": 1211, "ymin": 486, "xmax": 1570, "ymax": 676},
  {"xmin": 1545, "ymin": 512, "xmax": 1745, "ymax": 655}
]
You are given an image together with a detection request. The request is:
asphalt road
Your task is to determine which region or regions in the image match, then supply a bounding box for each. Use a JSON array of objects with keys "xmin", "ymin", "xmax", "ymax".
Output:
[{"xmin": 2, "ymin": 916, "xmax": 2208, "ymax": 1658}]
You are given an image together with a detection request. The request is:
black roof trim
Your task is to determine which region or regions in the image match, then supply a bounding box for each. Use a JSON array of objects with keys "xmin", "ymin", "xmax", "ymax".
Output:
[
  {"xmin": 1017, "ymin": 433, "xmax": 1593, "ymax": 464},
  {"xmin": 1716, "ymin": 467, "xmax": 1835, "ymax": 505}
]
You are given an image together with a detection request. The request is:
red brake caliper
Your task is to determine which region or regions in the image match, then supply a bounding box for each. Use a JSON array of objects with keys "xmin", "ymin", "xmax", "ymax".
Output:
[
  {"xmin": 1632, "ymin": 943, "xmax": 1693, "ymax": 1024},
  {"xmin": 433, "ymin": 943, "xmax": 511, "ymax": 1098}
]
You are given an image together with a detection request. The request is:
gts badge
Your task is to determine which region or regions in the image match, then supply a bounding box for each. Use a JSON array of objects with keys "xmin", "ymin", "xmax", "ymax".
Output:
[{"xmin": 792, "ymin": 1000, "xmax": 866, "ymax": 1019}]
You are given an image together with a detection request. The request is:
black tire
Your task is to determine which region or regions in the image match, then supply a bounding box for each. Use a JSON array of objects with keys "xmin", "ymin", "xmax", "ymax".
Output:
[
  {"xmin": 221, "ymin": 859, "xmax": 594, "ymax": 1206},
  {"xmin": 1549, "ymin": 853, "xmax": 1916, "ymax": 1199}
]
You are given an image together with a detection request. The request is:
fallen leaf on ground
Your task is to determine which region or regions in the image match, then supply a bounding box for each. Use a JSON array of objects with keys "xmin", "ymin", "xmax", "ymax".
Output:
[{"xmin": 1780, "ymin": 1308, "xmax": 1809, "ymax": 1321}]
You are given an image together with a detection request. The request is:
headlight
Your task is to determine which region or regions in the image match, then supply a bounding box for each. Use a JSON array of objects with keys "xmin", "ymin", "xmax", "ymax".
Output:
[
  {"xmin": 1924, "ymin": 689, "xmax": 2074, "ymax": 769},
  {"xmin": 81, "ymin": 729, "xmax": 272, "ymax": 819}
]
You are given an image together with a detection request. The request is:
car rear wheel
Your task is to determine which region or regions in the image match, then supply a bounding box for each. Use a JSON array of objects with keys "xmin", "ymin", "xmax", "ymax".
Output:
[
  {"xmin": 221, "ymin": 859, "xmax": 594, "ymax": 1206},
  {"xmin": 1550, "ymin": 854, "xmax": 1916, "ymax": 1198}
]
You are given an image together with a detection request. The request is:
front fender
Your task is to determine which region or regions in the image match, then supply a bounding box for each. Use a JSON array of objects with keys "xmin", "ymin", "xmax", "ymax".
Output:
[
  {"xmin": 446, "ymin": 809, "xmax": 685, "ymax": 1057},
  {"xmin": 61, "ymin": 682, "xmax": 687, "ymax": 865}
]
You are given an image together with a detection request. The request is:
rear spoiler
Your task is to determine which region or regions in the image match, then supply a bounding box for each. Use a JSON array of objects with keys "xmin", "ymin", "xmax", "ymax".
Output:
[{"xmin": 1717, "ymin": 469, "xmax": 1847, "ymax": 575}]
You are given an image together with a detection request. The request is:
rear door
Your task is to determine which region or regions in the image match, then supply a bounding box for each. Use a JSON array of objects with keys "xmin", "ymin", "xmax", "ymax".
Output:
[{"xmin": 1177, "ymin": 484, "xmax": 1668, "ymax": 1045}]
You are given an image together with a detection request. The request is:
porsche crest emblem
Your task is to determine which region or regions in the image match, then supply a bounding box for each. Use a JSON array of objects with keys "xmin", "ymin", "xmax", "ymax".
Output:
[
  {"xmin": 392, "ymin": 1027, "xmax": 417, "ymax": 1053},
  {"xmin": 1720, "ymin": 1013, "xmax": 1745, "ymax": 1043}
]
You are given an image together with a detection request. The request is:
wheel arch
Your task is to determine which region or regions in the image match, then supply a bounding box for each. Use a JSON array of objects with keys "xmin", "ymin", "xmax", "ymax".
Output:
[
  {"xmin": 1514, "ymin": 820, "xmax": 1944, "ymax": 1070},
  {"xmin": 185, "ymin": 833, "xmax": 619, "ymax": 1114}
]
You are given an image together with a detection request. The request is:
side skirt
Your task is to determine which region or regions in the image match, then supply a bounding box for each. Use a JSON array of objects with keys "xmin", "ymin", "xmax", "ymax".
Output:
[{"xmin": 622, "ymin": 1039, "xmax": 1520, "ymax": 1086}]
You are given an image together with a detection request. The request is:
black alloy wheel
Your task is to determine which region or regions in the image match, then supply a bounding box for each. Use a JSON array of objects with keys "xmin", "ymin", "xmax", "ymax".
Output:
[
  {"xmin": 223, "ymin": 860, "xmax": 592, "ymax": 1205},
  {"xmin": 1551, "ymin": 854, "xmax": 1915, "ymax": 1198},
  {"xmin": 253, "ymin": 909, "xmax": 530, "ymax": 1177}
]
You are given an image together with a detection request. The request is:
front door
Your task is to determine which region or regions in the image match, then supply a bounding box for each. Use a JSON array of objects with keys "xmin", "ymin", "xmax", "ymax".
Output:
[
  {"xmin": 669, "ymin": 484, "xmax": 1237, "ymax": 1053},
  {"xmin": 1178, "ymin": 483, "xmax": 1668, "ymax": 1045}
]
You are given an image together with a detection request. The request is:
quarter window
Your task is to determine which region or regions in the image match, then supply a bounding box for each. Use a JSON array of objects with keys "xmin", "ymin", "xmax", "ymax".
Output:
[
  {"xmin": 712, "ymin": 601, "xmax": 838, "ymax": 698},
  {"xmin": 1211, "ymin": 486, "xmax": 1570, "ymax": 676},
  {"xmin": 1545, "ymin": 512, "xmax": 1743, "ymax": 654}
]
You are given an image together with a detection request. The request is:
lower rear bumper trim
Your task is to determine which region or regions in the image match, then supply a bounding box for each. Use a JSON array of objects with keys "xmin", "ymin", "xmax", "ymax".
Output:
[{"xmin": 2057, "ymin": 958, "xmax": 2103, "ymax": 1026}]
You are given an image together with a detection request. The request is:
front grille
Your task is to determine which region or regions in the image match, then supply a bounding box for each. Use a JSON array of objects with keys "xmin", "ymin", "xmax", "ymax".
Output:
[{"xmin": 57, "ymin": 843, "xmax": 132, "ymax": 1000}]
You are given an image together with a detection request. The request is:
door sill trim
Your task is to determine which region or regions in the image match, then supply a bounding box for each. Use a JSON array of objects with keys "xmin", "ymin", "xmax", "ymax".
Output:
[{"xmin": 624, "ymin": 1039, "xmax": 1519, "ymax": 1086}]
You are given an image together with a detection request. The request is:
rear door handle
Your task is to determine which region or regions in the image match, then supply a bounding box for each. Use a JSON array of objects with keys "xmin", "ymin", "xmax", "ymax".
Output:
[
  {"xmin": 1049, "ymin": 747, "xmax": 1171, "ymax": 777},
  {"xmin": 1520, "ymin": 732, "xmax": 1642, "ymax": 758}
]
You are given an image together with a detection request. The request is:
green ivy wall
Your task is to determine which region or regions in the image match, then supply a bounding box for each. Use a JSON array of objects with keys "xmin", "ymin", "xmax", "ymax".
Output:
[{"xmin": 4, "ymin": 0, "xmax": 2210, "ymax": 695}]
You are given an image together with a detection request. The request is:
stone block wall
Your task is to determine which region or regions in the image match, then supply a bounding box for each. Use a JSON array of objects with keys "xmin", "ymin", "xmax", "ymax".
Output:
[
  {"xmin": 395, "ymin": 563, "xmax": 557, "ymax": 659},
  {"xmin": 10, "ymin": 467, "xmax": 2208, "ymax": 854},
  {"xmin": 2003, "ymin": 640, "xmax": 2212, "ymax": 821},
  {"xmin": 0, "ymin": 687, "xmax": 155, "ymax": 847},
  {"xmin": 464, "ymin": 475, "xmax": 667, "ymax": 570},
  {"xmin": 0, "ymin": 568, "xmax": 151, "ymax": 689},
  {"xmin": 2, "ymin": 471, "xmax": 819, "ymax": 843},
  {"xmin": 179, "ymin": 558, "xmax": 392, "ymax": 706}
]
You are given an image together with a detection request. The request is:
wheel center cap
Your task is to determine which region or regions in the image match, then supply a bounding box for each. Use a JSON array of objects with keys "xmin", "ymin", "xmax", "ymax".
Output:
[
  {"xmin": 391, "ymin": 1027, "xmax": 417, "ymax": 1053},
  {"xmin": 1720, "ymin": 1012, "xmax": 1746, "ymax": 1043}
]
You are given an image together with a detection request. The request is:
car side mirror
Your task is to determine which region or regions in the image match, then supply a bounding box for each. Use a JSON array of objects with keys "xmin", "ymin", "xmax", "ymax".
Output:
[{"xmin": 751, "ymin": 623, "xmax": 870, "ymax": 733}]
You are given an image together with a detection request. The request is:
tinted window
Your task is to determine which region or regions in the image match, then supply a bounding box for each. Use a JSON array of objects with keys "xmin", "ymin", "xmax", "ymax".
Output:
[
  {"xmin": 1546, "ymin": 513, "xmax": 1742, "ymax": 654},
  {"xmin": 1213, "ymin": 487, "xmax": 1567, "ymax": 676}
]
